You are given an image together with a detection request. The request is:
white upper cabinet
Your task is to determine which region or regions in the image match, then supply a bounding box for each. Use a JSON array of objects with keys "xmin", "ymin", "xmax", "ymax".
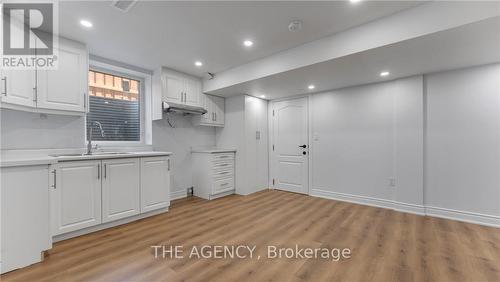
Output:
[
  {"xmin": 194, "ymin": 94, "xmax": 225, "ymax": 127},
  {"xmin": 152, "ymin": 67, "xmax": 202, "ymax": 117},
  {"xmin": 163, "ymin": 72, "xmax": 184, "ymax": 104},
  {"xmin": 184, "ymin": 77, "xmax": 201, "ymax": 107},
  {"xmin": 37, "ymin": 38, "xmax": 88, "ymax": 113},
  {"xmin": 213, "ymin": 95, "xmax": 225, "ymax": 126},
  {"xmin": 0, "ymin": 37, "xmax": 88, "ymax": 115},
  {"xmin": 0, "ymin": 68, "xmax": 36, "ymax": 108}
]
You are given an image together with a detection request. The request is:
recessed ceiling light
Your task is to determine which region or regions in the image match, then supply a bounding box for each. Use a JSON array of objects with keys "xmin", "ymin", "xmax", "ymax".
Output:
[
  {"xmin": 243, "ymin": 40, "xmax": 253, "ymax": 47},
  {"xmin": 80, "ymin": 20, "xmax": 93, "ymax": 28},
  {"xmin": 350, "ymin": 0, "xmax": 362, "ymax": 3},
  {"xmin": 308, "ymin": 85, "xmax": 315, "ymax": 90},
  {"xmin": 259, "ymin": 95, "xmax": 266, "ymax": 98},
  {"xmin": 380, "ymin": 71, "xmax": 390, "ymax": 77},
  {"xmin": 195, "ymin": 61, "xmax": 203, "ymax": 67}
]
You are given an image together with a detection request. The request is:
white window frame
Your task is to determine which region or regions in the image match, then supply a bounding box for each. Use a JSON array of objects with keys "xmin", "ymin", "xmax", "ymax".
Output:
[{"xmin": 87, "ymin": 60, "xmax": 152, "ymax": 147}]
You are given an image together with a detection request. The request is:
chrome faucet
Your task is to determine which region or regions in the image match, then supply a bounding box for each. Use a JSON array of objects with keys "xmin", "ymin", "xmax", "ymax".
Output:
[{"xmin": 87, "ymin": 121, "xmax": 105, "ymax": 155}]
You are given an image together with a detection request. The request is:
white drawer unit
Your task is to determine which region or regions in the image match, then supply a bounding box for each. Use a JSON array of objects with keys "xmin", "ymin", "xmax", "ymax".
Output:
[{"xmin": 192, "ymin": 150, "xmax": 236, "ymax": 200}]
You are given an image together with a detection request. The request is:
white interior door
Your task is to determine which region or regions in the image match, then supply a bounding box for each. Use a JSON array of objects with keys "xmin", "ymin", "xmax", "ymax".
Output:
[{"xmin": 272, "ymin": 97, "xmax": 309, "ymax": 194}]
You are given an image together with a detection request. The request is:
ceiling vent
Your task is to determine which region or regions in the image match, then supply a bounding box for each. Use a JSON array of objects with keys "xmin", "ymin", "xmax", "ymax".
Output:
[{"xmin": 111, "ymin": 0, "xmax": 137, "ymax": 13}]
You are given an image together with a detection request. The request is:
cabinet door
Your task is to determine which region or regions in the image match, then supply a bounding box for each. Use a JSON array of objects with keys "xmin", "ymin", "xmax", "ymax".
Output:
[
  {"xmin": 102, "ymin": 158, "xmax": 140, "ymax": 223},
  {"xmin": 140, "ymin": 157, "xmax": 170, "ymax": 213},
  {"xmin": 163, "ymin": 72, "xmax": 184, "ymax": 104},
  {"xmin": 199, "ymin": 94, "xmax": 212, "ymax": 124},
  {"xmin": 0, "ymin": 68, "xmax": 36, "ymax": 108},
  {"xmin": 213, "ymin": 95, "xmax": 225, "ymax": 126},
  {"xmin": 50, "ymin": 161, "xmax": 101, "ymax": 236},
  {"xmin": 37, "ymin": 39, "xmax": 88, "ymax": 112},
  {"xmin": 0, "ymin": 18, "xmax": 36, "ymax": 109},
  {"xmin": 184, "ymin": 77, "xmax": 201, "ymax": 107}
]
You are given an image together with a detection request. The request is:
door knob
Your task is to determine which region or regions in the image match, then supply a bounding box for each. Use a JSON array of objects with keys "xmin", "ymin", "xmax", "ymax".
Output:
[{"xmin": 298, "ymin": 145, "xmax": 307, "ymax": 148}]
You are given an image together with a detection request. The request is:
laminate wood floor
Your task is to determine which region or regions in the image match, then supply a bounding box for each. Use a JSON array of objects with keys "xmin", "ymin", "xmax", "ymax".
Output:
[{"xmin": 2, "ymin": 190, "xmax": 500, "ymax": 282}]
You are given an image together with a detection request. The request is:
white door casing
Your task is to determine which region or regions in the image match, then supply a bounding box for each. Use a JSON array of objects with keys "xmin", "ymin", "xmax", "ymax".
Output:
[{"xmin": 272, "ymin": 97, "xmax": 309, "ymax": 194}]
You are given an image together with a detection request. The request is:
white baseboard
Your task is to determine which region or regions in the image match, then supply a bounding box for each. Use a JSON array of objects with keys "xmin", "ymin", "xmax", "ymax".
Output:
[
  {"xmin": 310, "ymin": 188, "xmax": 500, "ymax": 228},
  {"xmin": 170, "ymin": 190, "xmax": 187, "ymax": 200},
  {"xmin": 425, "ymin": 206, "xmax": 500, "ymax": 228},
  {"xmin": 311, "ymin": 189, "xmax": 425, "ymax": 216}
]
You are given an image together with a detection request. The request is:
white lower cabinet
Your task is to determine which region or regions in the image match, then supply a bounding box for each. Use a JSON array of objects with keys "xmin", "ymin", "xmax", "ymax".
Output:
[
  {"xmin": 102, "ymin": 158, "xmax": 140, "ymax": 223},
  {"xmin": 50, "ymin": 156, "xmax": 170, "ymax": 237},
  {"xmin": 192, "ymin": 152, "xmax": 235, "ymax": 200},
  {"xmin": 1, "ymin": 165, "xmax": 52, "ymax": 274},
  {"xmin": 141, "ymin": 157, "xmax": 171, "ymax": 213},
  {"xmin": 50, "ymin": 160, "xmax": 102, "ymax": 236}
]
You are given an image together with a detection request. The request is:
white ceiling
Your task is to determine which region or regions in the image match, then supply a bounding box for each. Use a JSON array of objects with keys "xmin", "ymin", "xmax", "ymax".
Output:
[
  {"xmin": 207, "ymin": 16, "xmax": 500, "ymax": 99},
  {"xmin": 58, "ymin": 1, "xmax": 422, "ymax": 77}
]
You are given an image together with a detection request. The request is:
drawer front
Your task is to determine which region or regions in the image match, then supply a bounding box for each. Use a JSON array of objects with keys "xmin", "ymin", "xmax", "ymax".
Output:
[
  {"xmin": 213, "ymin": 160, "xmax": 234, "ymax": 172},
  {"xmin": 212, "ymin": 153, "xmax": 234, "ymax": 162},
  {"xmin": 213, "ymin": 169, "xmax": 233, "ymax": 180},
  {"xmin": 213, "ymin": 177, "xmax": 234, "ymax": 194}
]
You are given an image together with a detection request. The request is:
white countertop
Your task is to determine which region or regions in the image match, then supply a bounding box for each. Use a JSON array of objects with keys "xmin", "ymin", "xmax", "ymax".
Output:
[
  {"xmin": 1, "ymin": 151, "xmax": 172, "ymax": 168},
  {"xmin": 191, "ymin": 148, "xmax": 236, "ymax": 153}
]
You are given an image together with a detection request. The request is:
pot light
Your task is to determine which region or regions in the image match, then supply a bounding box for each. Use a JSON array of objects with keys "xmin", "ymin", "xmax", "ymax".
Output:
[
  {"xmin": 259, "ymin": 95, "xmax": 266, "ymax": 98},
  {"xmin": 380, "ymin": 71, "xmax": 390, "ymax": 77},
  {"xmin": 195, "ymin": 61, "xmax": 203, "ymax": 67},
  {"xmin": 350, "ymin": 0, "xmax": 362, "ymax": 3},
  {"xmin": 80, "ymin": 20, "xmax": 93, "ymax": 28},
  {"xmin": 308, "ymin": 85, "xmax": 315, "ymax": 90},
  {"xmin": 243, "ymin": 40, "xmax": 253, "ymax": 47}
]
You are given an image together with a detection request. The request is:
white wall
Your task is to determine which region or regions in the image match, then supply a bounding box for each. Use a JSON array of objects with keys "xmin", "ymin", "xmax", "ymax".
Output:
[
  {"xmin": 152, "ymin": 114, "xmax": 216, "ymax": 197},
  {"xmin": 310, "ymin": 76, "xmax": 424, "ymax": 212},
  {"xmin": 426, "ymin": 64, "xmax": 500, "ymax": 220},
  {"xmin": 303, "ymin": 63, "xmax": 500, "ymax": 226},
  {"xmin": 0, "ymin": 109, "xmax": 85, "ymax": 149}
]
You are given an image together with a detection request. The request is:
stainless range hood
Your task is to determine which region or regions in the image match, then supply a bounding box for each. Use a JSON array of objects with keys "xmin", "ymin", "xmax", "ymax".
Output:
[{"xmin": 162, "ymin": 101, "xmax": 207, "ymax": 115}]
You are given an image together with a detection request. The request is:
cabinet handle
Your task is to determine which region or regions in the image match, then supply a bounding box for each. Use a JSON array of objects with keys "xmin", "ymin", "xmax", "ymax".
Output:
[
  {"xmin": 104, "ymin": 164, "xmax": 107, "ymax": 178},
  {"xmin": 51, "ymin": 169, "xmax": 56, "ymax": 189},
  {"xmin": 215, "ymin": 112, "xmax": 217, "ymax": 121},
  {"xmin": 1, "ymin": 77, "xmax": 6, "ymax": 96},
  {"xmin": 33, "ymin": 87, "xmax": 37, "ymax": 102},
  {"xmin": 98, "ymin": 164, "xmax": 100, "ymax": 179},
  {"xmin": 167, "ymin": 159, "xmax": 170, "ymax": 171}
]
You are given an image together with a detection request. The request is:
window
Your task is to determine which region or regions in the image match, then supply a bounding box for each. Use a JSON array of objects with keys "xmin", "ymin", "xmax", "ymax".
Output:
[{"xmin": 87, "ymin": 70, "xmax": 142, "ymax": 142}]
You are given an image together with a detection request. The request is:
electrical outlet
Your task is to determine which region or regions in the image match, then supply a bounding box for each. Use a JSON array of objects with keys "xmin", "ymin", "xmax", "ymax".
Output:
[{"xmin": 388, "ymin": 178, "xmax": 396, "ymax": 187}]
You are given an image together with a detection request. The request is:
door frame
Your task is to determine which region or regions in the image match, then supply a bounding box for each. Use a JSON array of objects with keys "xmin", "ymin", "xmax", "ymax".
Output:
[{"xmin": 268, "ymin": 95, "xmax": 313, "ymax": 195}]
